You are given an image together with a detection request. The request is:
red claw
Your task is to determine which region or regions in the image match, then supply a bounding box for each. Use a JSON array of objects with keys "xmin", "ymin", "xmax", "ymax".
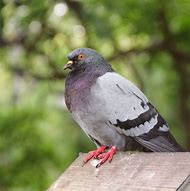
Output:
[
  {"xmin": 83, "ymin": 145, "xmax": 108, "ymax": 164},
  {"xmin": 83, "ymin": 145, "xmax": 117, "ymax": 168},
  {"xmin": 96, "ymin": 146, "xmax": 117, "ymax": 168}
]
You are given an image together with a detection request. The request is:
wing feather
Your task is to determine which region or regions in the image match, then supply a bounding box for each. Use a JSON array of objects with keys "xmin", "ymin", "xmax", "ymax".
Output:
[{"xmin": 93, "ymin": 72, "xmax": 184, "ymax": 152}]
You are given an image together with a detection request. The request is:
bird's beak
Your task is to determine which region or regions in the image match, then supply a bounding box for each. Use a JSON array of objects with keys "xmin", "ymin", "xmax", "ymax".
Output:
[{"xmin": 63, "ymin": 60, "xmax": 74, "ymax": 70}]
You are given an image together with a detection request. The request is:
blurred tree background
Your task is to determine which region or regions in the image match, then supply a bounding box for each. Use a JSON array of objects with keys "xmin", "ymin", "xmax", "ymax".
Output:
[{"xmin": 0, "ymin": 0, "xmax": 190, "ymax": 190}]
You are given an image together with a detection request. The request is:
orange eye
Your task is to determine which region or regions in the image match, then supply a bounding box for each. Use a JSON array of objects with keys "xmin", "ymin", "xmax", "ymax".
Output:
[{"xmin": 78, "ymin": 54, "xmax": 85, "ymax": 60}]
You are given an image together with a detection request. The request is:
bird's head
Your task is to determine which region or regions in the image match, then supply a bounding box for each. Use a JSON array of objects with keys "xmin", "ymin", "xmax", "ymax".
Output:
[{"xmin": 64, "ymin": 48, "xmax": 107, "ymax": 71}]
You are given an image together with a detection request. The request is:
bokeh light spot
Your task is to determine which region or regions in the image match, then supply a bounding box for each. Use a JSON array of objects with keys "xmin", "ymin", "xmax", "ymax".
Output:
[
  {"xmin": 29, "ymin": 21, "xmax": 42, "ymax": 34},
  {"xmin": 53, "ymin": 3, "xmax": 68, "ymax": 17},
  {"xmin": 73, "ymin": 25, "xmax": 86, "ymax": 37}
]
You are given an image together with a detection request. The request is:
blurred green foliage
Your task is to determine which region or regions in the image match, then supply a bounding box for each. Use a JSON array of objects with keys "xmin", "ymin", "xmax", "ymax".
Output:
[{"xmin": 0, "ymin": 0, "xmax": 190, "ymax": 190}]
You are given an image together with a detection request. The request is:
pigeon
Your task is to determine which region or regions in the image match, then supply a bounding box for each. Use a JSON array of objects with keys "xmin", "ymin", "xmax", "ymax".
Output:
[{"xmin": 64, "ymin": 48, "xmax": 185, "ymax": 167}]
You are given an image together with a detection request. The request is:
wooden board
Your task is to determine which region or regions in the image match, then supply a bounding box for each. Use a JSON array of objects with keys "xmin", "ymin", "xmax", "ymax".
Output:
[{"xmin": 47, "ymin": 152, "xmax": 190, "ymax": 191}]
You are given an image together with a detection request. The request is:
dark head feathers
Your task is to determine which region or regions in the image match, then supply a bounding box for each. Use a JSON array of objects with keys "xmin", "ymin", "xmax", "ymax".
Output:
[
  {"xmin": 65, "ymin": 48, "xmax": 113, "ymax": 72},
  {"xmin": 68, "ymin": 48, "xmax": 103, "ymax": 61}
]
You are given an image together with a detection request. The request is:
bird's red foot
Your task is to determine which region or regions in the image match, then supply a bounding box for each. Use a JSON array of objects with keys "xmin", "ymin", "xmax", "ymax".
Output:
[
  {"xmin": 96, "ymin": 146, "xmax": 117, "ymax": 168},
  {"xmin": 83, "ymin": 145, "xmax": 108, "ymax": 164},
  {"xmin": 83, "ymin": 145, "xmax": 117, "ymax": 167}
]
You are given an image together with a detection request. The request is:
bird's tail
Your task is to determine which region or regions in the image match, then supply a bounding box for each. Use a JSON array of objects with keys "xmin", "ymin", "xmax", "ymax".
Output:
[
  {"xmin": 135, "ymin": 131, "xmax": 186, "ymax": 152},
  {"xmin": 166, "ymin": 132, "xmax": 186, "ymax": 152}
]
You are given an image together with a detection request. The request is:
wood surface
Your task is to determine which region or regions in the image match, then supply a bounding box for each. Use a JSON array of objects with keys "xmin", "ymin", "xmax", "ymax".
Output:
[{"xmin": 47, "ymin": 152, "xmax": 190, "ymax": 191}]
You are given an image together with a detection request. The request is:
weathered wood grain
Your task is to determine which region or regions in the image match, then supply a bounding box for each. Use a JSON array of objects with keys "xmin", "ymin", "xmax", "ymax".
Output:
[{"xmin": 47, "ymin": 152, "xmax": 190, "ymax": 191}]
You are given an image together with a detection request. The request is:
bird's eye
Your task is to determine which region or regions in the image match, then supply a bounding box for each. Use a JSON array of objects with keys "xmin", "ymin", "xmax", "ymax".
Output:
[{"xmin": 78, "ymin": 54, "xmax": 85, "ymax": 60}]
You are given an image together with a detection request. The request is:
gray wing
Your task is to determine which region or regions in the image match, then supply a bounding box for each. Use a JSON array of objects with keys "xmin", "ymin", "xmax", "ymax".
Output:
[{"xmin": 92, "ymin": 72, "xmax": 184, "ymax": 152}]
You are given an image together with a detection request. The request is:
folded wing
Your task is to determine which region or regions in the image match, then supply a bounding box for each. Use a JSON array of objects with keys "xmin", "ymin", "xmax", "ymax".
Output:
[{"xmin": 93, "ymin": 72, "xmax": 184, "ymax": 152}]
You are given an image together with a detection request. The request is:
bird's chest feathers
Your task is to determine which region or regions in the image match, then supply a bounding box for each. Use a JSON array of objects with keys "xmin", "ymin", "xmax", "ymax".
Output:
[{"xmin": 65, "ymin": 76, "xmax": 94, "ymax": 112}]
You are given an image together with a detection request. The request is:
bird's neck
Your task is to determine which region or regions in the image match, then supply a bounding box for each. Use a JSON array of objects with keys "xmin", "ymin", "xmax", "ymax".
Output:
[
  {"xmin": 65, "ymin": 64, "xmax": 113, "ymax": 111},
  {"xmin": 66, "ymin": 63, "xmax": 113, "ymax": 89}
]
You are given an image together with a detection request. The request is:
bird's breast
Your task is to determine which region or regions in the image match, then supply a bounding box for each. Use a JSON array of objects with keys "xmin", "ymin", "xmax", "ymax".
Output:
[{"xmin": 65, "ymin": 78, "xmax": 93, "ymax": 112}]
